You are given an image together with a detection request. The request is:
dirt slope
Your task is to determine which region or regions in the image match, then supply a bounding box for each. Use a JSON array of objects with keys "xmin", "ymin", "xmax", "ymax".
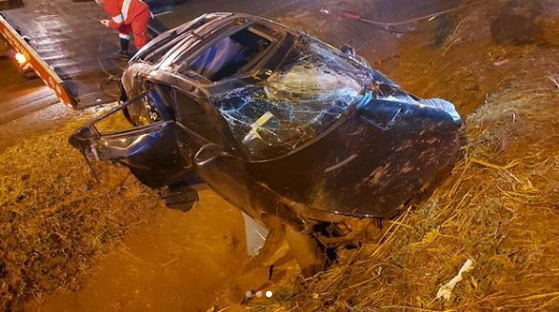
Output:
[
  {"xmin": 249, "ymin": 0, "xmax": 559, "ymax": 310},
  {"xmin": 0, "ymin": 116, "xmax": 164, "ymax": 310},
  {"xmin": 0, "ymin": 113, "xmax": 249, "ymax": 311}
]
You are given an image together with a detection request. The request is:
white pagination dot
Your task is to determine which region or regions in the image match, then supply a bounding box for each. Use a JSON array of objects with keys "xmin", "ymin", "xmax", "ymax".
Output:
[
  {"xmin": 266, "ymin": 291, "xmax": 273, "ymax": 297},
  {"xmin": 246, "ymin": 291, "xmax": 253, "ymax": 297},
  {"xmin": 256, "ymin": 291, "xmax": 262, "ymax": 297}
]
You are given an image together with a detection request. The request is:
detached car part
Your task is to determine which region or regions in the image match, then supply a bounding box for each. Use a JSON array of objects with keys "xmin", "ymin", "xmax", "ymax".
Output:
[{"xmin": 70, "ymin": 12, "xmax": 463, "ymax": 273}]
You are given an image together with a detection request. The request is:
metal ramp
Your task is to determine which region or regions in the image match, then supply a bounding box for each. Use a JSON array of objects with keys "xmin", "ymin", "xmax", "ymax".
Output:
[{"xmin": 1, "ymin": 0, "xmax": 122, "ymax": 108}]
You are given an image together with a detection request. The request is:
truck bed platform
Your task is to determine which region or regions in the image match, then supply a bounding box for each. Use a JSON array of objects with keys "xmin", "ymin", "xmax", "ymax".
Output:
[
  {"xmin": 0, "ymin": 0, "xmax": 122, "ymax": 108},
  {"xmin": 0, "ymin": 0, "xmax": 313, "ymax": 108}
]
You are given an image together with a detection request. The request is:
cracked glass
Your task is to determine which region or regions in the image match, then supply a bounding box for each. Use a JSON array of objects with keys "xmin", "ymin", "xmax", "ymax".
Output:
[{"xmin": 211, "ymin": 37, "xmax": 370, "ymax": 161}]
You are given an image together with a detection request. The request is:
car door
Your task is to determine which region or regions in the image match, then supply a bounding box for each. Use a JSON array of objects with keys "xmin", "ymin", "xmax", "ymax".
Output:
[
  {"xmin": 172, "ymin": 79, "xmax": 304, "ymax": 227},
  {"xmin": 164, "ymin": 85, "xmax": 260, "ymax": 217},
  {"xmin": 69, "ymin": 86, "xmax": 193, "ymax": 188}
]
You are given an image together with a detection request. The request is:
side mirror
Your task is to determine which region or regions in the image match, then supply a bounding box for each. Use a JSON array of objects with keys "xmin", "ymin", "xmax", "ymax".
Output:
[
  {"xmin": 339, "ymin": 44, "xmax": 356, "ymax": 57},
  {"xmin": 194, "ymin": 143, "xmax": 224, "ymax": 166}
]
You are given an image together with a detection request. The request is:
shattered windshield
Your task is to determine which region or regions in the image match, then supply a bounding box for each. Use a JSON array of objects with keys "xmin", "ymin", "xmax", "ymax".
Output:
[{"xmin": 211, "ymin": 36, "xmax": 370, "ymax": 161}]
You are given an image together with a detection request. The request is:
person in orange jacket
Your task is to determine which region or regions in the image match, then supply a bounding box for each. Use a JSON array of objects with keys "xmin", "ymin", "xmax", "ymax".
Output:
[{"xmin": 96, "ymin": 0, "xmax": 151, "ymax": 59}]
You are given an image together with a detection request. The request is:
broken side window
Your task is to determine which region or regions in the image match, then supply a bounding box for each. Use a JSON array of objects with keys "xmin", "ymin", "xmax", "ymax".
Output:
[
  {"xmin": 211, "ymin": 37, "xmax": 370, "ymax": 161},
  {"xmin": 124, "ymin": 88, "xmax": 165, "ymax": 127},
  {"xmin": 88, "ymin": 89, "xmax": 165, "ymax": 137},
  {"xmin": 157, "ymin": 86, "xmax": 204, "ymax": 118},
  {"xmin": 185, "ymin": 27, "xmax": 272, "ymax": 82}
]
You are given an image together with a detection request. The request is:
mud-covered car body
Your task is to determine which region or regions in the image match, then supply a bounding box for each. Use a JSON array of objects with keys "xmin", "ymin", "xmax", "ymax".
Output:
[{"xmin": 70, "ymin": 13, "xmax": 462, "ymax": 230}]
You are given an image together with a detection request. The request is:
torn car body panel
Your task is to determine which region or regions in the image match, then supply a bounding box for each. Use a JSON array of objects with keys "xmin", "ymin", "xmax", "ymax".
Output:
[
  {"xmin": 70, "ymin": 12, "xmax": 463, "ymax": 227},
  {"xmin": 69, "ymin": 91, "xmax": 192, "ymax": 188}
]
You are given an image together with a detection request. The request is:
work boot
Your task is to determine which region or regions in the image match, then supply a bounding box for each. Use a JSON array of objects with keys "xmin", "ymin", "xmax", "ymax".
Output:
[
  {"xmin": 110, "ymin": 50, "xmax": 130, "ymax": 60},
  {"xmin": 111, "ymin": 38, "xmax": 130, "ymax": 60}
]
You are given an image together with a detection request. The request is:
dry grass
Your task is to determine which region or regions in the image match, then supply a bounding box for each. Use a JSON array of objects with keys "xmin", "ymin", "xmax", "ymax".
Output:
[
  {"xmin": 249, "ymin": 0, "xmax": 559, "ymax": 311},
  {"xmin": 0, "ymin": 114, "xmax": 163, "ymax": 311},
  {"xmin": 252, "ymin": 74, "xmax": 559, "ymax": 312}
]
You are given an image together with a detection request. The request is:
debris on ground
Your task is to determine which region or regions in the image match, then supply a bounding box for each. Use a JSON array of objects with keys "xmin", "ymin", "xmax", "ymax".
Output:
[{"xmin": 436, "ymin": 258, "xmax": 475, "ymax": 301}]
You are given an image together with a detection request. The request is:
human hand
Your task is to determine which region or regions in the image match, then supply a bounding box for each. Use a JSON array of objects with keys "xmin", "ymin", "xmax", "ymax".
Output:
[{"xmin": 100, "ymin": 19, "xmax": 110, "ymax": 27}]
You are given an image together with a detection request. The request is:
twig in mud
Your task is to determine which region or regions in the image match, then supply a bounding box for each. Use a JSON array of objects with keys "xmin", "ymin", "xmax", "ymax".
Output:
[
  {"xmin": 440, "ymin": 21, "xmax": 465, "ymax": 58},
  {"xmin": 470, "ymin": 158, "xmax": 520, "ymax": 171},
  {"xmin": 161, "ymin": 258, "xmax": 178, "ymax": 269},
  {"xmin": 116, "ymin": 241, "xmax": 157, "ymax": 272},
  {"xmin": 448, "ymin": 159, "xmax": 471, "ymax": 198},
  {"xmin": 450, "ymin": 20, "xmax": 464, "ymax": 38},
  {"xmin": 381, "ymin": 305, "xmax": 452, "ymax": 312},
  {"xmin": 547, "ymin": 75, "xmax": 559, "ymax": 90},
  {"xmin": 441, "ymin": 38, "xmax": 461, "ymax": 58},
  {"xmin": 355, "ymin": 5, "xmax": 468, "ymax": 27}
]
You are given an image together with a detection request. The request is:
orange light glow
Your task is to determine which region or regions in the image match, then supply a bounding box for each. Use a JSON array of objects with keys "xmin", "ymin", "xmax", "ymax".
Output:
[{"xmin": 15, "ymin": 52, "xmax": 27, "ymax": 64}]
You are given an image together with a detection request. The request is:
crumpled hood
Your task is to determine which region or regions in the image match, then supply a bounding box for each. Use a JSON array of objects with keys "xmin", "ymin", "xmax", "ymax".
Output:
[{"xmin": 121, "ymin": 62, "xmax": 155, "ymax": 97}]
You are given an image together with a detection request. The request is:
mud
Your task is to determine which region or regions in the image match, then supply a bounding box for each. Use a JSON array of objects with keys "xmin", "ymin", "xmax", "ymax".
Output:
[
  {"xmin": 491, "ymin": 0, "xmax": 544, "ymax": 45},
  {"xmin": 29, "ymin": 188, "xmax": 247, "ymax": 312},
  {"xmin": 245, "ymin": 0, "xmax": 559, "ymax": 310},
  {"xmin": 0, "ymin": 103, "xmax": 76, "ymax": 153},
  {"xmin": 277, "ymin": 0, "xmax": 463, "ymax": 64}
]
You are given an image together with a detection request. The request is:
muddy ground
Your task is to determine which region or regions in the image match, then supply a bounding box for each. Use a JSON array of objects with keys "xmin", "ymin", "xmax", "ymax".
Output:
[
  {"xmin": 246, "ymin": 0, "xmax": 559, "ymax": 311},
  {"xmin": 1, "ymin": 0, "xmax": 559, "ymax": 311},
  {"xmin": 0, "ymin": 115, "xmax": 249, "ymax": 311}
]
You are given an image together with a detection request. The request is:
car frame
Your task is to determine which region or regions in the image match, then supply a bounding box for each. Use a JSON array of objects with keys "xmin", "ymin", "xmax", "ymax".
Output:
[{"xmin": 70, "ymin": 12, "xmax": 463, "ymax": 272}]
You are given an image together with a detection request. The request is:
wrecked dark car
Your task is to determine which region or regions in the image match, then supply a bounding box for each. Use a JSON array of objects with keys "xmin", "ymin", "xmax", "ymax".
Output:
[{"xmin": 70, "ymin": 12, "xmax": 463, "ymax": 273}]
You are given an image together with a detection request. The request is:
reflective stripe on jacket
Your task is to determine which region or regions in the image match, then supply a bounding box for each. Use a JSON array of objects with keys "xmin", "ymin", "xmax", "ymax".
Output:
[{"xmin": 103, "ymin": 0, "xmax": 149, "ymax": 29}]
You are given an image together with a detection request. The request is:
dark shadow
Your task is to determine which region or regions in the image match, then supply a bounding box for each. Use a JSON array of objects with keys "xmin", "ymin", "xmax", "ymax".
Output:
[
  {"xmin": 433, "ymin": 15, "xmax": 454, "ymax": 47},
  {"xmin": 491, "ymin": 0, "xmax": 543, "ymax": 45},
  {"xmin": 145, "ymin": 0, "xmax": 189, "ymax": 15},
  {"xmin": 0, "ymin": 0, "xmax": 24, "ymax": 10}
]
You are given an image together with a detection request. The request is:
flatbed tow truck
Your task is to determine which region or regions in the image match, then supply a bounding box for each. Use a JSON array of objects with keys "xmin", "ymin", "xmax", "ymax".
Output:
[
  {"xmin": 0, "ymin": 0, "xmax": 308, "ymax": 109},
  {"xmin": 0, "ymin": 0, "xmax": 127, "ymax": 108}
]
